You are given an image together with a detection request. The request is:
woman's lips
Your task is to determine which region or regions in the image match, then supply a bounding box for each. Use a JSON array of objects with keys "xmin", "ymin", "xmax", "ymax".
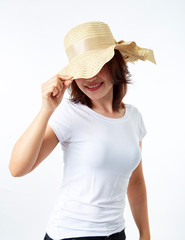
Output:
[
  {"xmin": 86, "ymin": 82, "xmax": 102, "ymax": 87},
  {"xmin": 85, "ymin": 82, "xmax": 103, "ymax": 91}
]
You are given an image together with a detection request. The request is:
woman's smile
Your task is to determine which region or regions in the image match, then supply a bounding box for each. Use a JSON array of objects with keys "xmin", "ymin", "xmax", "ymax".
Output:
[
  {"xmin": 85, "ymin": 82, "xmax": 104, "ymax": 91},
  {"xmin": 74, "ymin": 65, "xmax": 113, "ymax": 103}
]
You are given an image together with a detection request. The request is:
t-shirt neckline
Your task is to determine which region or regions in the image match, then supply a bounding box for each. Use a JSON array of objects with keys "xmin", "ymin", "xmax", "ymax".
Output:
[
  {"xmin": 85, "ymin": 104, "xmax": 128, "ymax": 122},
  {"xmin": 67, "ymin": 99, "xmax": 128, "ymax": 123}
]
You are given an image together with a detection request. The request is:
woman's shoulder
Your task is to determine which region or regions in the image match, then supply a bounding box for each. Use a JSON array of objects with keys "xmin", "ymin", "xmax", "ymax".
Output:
[
  {"xmin": 51, "ymin": 97, "xmax": 74, "ymax": 118},
  {"xmin": 63, "ymin": 97, "xmax": 81, "ymax": 109},
  {"xmin": 125, "ymin": 103, "xmax": 142, "ymax": 116},
  {"xmin": 125, "ymin": 102, "xmax": 137, "ymax": 111},
  {"xmin": 60, "ymin": 97, "xmax": 76, "ymax": 108}
]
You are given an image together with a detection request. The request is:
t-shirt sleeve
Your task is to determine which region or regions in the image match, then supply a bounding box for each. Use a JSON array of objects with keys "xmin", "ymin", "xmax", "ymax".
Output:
[
  {"xmin": 48, "ymin": 99, "xmax": 72, "ymax": 143},
  {"xmin": 137, "ymin": 109, "xmax": 147, "ymax": 142}
]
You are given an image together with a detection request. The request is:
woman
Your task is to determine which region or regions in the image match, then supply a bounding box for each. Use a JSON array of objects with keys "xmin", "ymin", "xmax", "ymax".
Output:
[{"xmin": 9, "ymin": 21, "xmax": 156, "ymax": 240}]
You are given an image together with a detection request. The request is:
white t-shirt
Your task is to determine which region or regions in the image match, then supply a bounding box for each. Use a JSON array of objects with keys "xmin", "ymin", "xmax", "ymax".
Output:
[{"xmin": 46, "ymin": 97, "xmax": 147, "ymax": 240}]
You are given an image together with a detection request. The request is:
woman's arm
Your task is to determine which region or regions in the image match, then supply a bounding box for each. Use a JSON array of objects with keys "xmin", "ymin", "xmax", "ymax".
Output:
[
  {"xmin": 9, "ymin": 74, "xmax": 73, "ymax": 177},
  {"xmin": 9, "ymin": 109, "xmax": 58, "ymax": 177},
  {"xmin": 127, "ymin": 141, "xmax": 151, "ymax": 240}
]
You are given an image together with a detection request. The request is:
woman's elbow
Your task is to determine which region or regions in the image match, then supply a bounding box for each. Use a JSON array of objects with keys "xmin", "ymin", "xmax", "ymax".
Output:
[{"xmin": 9, "ymin": 154, "xmax": 29, "ymax": 177}]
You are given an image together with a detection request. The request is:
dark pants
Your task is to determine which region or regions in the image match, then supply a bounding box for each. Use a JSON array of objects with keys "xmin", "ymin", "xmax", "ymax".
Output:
[{"xmin": 43, "ymin": 228, "xmax": 126, "ymax": 240}]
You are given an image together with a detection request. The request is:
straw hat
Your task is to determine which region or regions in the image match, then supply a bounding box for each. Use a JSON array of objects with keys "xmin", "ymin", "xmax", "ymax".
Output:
[{"xmin": 58, "ymin": 21, "xmax": 156, "ymax": 79}]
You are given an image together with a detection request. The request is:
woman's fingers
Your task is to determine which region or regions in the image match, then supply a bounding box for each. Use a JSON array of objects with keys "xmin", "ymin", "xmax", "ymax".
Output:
[
  {"xmin": 41, "ymin": 74, "xmax": 74, "ymax": 113},
  {"xmin": 57, "ymin": 74, "xmax": 73, "ymax": 80},
  {"xmin": 52, "ymin": 87, "xmax": 58, "ymax": 97}
]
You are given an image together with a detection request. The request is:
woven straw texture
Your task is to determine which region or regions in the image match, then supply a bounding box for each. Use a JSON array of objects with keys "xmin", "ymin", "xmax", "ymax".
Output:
[{"xmin": 58, "ymin": 21, "xmax": 156, "ymax": 79}]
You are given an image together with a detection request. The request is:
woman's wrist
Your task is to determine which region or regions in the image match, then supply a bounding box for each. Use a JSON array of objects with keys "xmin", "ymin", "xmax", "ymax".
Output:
[
  {"xmin": 139, "ymin": 232, "xmax": 151, "ymax": 240},
  {"xmin": 39, "ymin": 106, "xmax": 54, "ymax": 121}
]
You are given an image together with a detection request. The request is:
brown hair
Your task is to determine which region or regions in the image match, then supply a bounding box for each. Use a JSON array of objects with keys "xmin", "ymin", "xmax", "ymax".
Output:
[{"xmin": 67, "ymin": 49, "xmax": 132, "ymax": 112}]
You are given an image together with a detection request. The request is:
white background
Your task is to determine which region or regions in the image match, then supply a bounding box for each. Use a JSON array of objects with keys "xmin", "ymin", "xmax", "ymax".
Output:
[{"xmin": 0, "ymin": 0, "xmax": 185, "ymax": 239}]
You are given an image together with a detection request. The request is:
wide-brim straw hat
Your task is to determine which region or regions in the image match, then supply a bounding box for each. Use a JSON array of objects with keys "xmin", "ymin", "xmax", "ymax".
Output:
[{"xmin": 58, "ymin": 21, "xmax": 156, "ymax": 79}]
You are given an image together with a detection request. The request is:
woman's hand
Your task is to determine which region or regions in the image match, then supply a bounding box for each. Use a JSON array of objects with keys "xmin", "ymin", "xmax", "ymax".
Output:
[{"xmin": 41, "ymin": 74, "xmax": 73, "ymax": 114}]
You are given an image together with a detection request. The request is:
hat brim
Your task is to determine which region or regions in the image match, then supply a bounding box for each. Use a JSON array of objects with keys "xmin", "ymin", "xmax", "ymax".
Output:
[
  {"xmin": 58, "ymin": 45, "xmax": 116, "ymax": 79},
  {"xmin": 58, "ymin": 41, "xmax": 156, "ymax": 79}
]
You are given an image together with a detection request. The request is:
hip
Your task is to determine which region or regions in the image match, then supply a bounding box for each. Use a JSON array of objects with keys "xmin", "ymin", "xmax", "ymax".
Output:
[{"xmin": 43, "ymin": 228, "xmax": 126, "ymax": 240}]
